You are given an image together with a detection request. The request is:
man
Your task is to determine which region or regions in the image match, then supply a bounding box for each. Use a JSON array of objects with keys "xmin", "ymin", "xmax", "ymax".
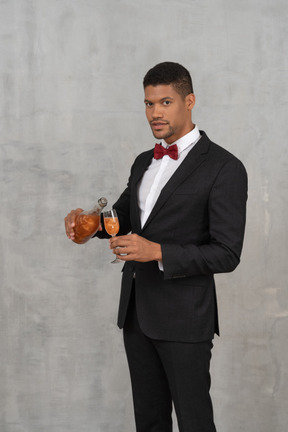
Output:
[{"xmin": 65, "ymin": 62, "xmax": 248, "ymax": 432}]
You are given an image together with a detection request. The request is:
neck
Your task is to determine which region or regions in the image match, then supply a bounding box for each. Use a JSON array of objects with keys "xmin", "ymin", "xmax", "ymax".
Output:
[{"xmin": 164, "ymin": 122, "xmax": 195, "ymax": 145}]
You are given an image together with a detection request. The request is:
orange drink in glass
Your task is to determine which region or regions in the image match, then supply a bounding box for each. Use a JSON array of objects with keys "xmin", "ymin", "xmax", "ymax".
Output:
[{"xmin": 103, "ymin": 209, "xmax": 121, "ymax": 263}]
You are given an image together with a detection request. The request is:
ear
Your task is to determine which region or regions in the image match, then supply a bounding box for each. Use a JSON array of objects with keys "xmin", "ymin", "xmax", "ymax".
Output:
[{"xmin": 186, "ymin": 93, "xmax": 196, "ymax": 111}]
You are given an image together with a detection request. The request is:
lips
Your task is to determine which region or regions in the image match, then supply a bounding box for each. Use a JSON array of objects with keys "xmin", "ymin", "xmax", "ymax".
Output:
[{"xmin": 151, "ymin": 122, "xmax": 168, "ymax": 129}]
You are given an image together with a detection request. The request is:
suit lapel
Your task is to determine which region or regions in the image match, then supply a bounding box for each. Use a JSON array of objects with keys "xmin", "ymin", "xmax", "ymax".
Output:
[
  {"xmin": 131, "ymin": 149, "xmax": 154, "ymax": 232},
  {"xmin": 141, "ymin": 133, "xmax": 210, "ymax": 232}
]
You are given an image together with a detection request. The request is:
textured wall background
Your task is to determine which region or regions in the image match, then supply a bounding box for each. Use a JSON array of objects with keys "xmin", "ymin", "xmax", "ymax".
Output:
[{"xmin": 1, "ymin": 0, "xmax": 287, "ymax": 431}]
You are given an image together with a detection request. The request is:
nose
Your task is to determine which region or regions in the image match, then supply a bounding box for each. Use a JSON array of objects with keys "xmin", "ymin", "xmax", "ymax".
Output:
[{"xmin": 151, "ymin": 104, "xmax": 163, "ymax": 119}]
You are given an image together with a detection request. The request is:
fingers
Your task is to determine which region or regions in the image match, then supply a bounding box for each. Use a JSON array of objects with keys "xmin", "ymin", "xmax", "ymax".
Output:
[
  {"xmin": 110, "ymin": 234, "xmax": 133, "ymax": 250},
  {"xmin": 64, "ymin": 208, "xmax": 83, "ymax": 240},
  {"xmin": 109, "ymin": 234, "xmax": 142, "ymax": 261},
  {"xmin": 109, "ymin": 235, "xmax": 132, "ymax": 260},
  {"xmin": 109, "ymin": 234, "xmax": 161, "ymax": 262}
]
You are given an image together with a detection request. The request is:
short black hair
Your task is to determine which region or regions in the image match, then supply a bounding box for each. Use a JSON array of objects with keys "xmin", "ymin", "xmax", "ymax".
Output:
[{"xmin": 143, "ymin": 62, "xmax": 193, "ymax": 99}]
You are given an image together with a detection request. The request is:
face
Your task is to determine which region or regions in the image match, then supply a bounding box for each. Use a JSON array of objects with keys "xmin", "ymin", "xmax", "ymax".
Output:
[{"xmin": 144, "ymin": 84, "xmax": 195, "ymax": 144}]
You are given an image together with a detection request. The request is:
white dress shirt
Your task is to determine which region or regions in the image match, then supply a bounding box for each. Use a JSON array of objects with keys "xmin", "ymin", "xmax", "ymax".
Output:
[
  {"xmin": 137, "ymin": 125, "xmax": 201, "ymax": 270},
  {"xmin": 138, "ymin": 125, "xmax": 201, "ymax": 227}
]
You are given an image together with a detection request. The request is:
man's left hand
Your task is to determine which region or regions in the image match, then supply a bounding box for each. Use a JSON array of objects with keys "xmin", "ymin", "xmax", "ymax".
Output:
[{"xmin": 109, "ymin": 234, "xmax": 162, "ymax": 262}]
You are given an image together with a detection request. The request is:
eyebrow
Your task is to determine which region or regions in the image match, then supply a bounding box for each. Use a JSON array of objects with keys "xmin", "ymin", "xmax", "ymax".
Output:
[{"xmin": 144, "ymin": 96, "xmax": 174, "ymax": 103}]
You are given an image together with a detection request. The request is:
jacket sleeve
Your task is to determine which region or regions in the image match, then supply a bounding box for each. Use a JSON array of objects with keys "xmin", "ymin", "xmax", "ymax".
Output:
[
  {"xmin": 161, "ymin": 158, "xmax": 248, "ymax": 279},
  {"xmin": 112, "ymin": 185, "xmax": 132, "ymax": 236},
  {"xmin": 94, "ymin": 170, "xmax": 133, "ymax": 239}
]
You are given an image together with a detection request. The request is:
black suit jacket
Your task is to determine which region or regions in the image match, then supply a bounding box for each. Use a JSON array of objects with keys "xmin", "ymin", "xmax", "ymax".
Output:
[{"xmin": 98, "ymin": 131, "xmax": 248, "ymax": 342}]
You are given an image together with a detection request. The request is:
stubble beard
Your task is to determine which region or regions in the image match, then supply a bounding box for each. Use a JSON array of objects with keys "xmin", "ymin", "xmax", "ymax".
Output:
[{"xmin": 152, "ymin": 124, "xmax": 175, "ymax": 142}]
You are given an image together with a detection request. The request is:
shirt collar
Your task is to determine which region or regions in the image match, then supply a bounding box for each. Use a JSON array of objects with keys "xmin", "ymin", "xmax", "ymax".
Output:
[{"xmin": 161, "ymin": 125, "xmax": 201, "ymax": 153}]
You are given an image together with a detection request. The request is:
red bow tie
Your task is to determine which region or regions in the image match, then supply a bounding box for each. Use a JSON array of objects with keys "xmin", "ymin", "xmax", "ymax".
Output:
[{"xmin": 154, "ymin": 143, "xmax": 178, "ymax": 160}]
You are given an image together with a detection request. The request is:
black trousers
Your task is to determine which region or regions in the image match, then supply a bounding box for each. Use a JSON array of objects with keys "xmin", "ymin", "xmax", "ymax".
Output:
[{"xmin": 123, "ymin": 287, "xmax": 217, "ymax": 432}]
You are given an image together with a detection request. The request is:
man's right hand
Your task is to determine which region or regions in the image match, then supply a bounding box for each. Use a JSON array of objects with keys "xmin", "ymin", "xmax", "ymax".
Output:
[{"xmin": 64, "ymin": 208, "xmax": 83, "ymax": 241}]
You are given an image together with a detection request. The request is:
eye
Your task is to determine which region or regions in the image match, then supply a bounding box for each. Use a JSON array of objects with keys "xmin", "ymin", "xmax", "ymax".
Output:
[
  {"xmin": 163, "ymin": 100, "xmax": 171, "ymax": 106},
  {"xmin": 145, "ymin": 101, "xmax": 153, "ymax": 107}
]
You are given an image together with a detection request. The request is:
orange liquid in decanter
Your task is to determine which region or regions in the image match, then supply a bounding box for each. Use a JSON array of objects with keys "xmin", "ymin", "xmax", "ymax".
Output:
[{"xmin": 73, "ymin": 213, "xmax": 100, "ymax": 244}]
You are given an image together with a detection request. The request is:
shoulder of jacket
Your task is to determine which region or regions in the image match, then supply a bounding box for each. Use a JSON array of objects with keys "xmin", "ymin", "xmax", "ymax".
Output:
[
  {"xmin": 132, "ymin": 148, "xmax": 154, "ymax": 165},
  {"xmin": 200, "ymin": 130, "xmax": 246, "ymax": 169}
]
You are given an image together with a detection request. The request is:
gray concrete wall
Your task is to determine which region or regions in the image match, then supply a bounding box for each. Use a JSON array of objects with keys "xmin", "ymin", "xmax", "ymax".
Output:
[{"xmin": 1, "ymin": 0, "xmax": 287, "ymax": 431}]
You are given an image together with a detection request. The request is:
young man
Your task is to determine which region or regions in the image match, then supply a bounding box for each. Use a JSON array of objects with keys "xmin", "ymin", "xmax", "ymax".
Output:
[{"xmin": 65, "ymin": 62, "xmax": 248, "ymax": 432}]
